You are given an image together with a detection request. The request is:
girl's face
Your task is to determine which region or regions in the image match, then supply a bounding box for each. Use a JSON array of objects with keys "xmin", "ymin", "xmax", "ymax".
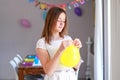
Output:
[{"xmin": 53, "ymin": 12, "xmax": 66, "ymax": 33}]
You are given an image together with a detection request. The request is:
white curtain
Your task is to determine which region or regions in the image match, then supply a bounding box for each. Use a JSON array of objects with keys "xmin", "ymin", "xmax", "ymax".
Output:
[{"xmin": 94, "ymin": 0, "xmax": 104, "ymax": 80}]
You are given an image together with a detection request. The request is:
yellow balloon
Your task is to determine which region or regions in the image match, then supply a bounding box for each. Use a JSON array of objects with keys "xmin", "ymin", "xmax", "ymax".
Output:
[{"xmin": 60, "ymin": 45, "xmax": 81, "ymax": 67}]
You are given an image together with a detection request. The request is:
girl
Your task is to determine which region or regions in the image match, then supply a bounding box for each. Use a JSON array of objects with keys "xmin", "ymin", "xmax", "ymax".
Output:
[{"xmin": 36, "ymin": 7, "xmax": 82, "ymax": 80}]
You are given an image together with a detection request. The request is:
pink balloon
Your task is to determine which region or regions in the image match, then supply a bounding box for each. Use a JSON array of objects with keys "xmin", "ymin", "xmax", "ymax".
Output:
[{"xmin": 20, "ymin": 19, "xmax": 31, "ymax": 28}]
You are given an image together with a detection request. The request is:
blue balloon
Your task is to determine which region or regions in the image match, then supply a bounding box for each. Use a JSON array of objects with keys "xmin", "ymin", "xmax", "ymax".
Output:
[{"xmin": 74, "ymin": 7, "xmax": 82, "ymax": 16}]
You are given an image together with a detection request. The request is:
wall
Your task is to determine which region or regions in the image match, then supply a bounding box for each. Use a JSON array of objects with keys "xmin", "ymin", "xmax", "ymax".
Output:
[
  {"xmin": 110, "ymin": 0, "xmax": 120, "ymax": 80},
  {"xmin": 0, "ymin": 0, "xmax": 94, "ymax": 79}
]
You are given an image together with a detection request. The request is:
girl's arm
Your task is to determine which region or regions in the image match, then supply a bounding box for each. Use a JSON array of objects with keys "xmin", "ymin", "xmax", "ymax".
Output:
[
  {"xmin": 36, "ymin": 40, "xmax": 72, "ymax": 76},
  {"xmin": 73, "ymin": 38, "xmax": 82, "ymax": 70}
]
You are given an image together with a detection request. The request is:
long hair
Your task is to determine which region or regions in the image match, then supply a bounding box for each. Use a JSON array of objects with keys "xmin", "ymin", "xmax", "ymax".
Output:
[{"xmin": 41, "ymin": 7, "xmax": 68, "ymax": 44}]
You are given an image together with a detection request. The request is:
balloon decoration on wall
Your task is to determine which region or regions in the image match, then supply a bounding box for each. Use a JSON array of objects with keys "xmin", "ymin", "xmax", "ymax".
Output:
[
  {"xmin": 28, "ymin": 0, "xmax": 87, "ymax": 18},
  {"xmin": 73, "ymin": 2, "xmax": 82, "ymax": 16},
  {"xmin": 80, "ymin": 0, "xmax": 85, "ymax": 5},
  {"xmin": 74, "ymin": 7, "xmax": 82, "ymax": 16},
  {"xmin": 19, "ymin": 19, "xmax": 31, "ymax": 28}
]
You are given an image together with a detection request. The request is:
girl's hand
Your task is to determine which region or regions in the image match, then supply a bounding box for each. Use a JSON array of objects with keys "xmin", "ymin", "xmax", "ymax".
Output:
[
  {"xmin": 73, "ymin": 38, "xmax": 82, "ymax": 48},
  {"xmin": 58, "ymin": 40, "xmax": 73, "ymax": 53},
  {"xmin": 73, "ymin": 59, "xmax": 84, "ymax": 70}
]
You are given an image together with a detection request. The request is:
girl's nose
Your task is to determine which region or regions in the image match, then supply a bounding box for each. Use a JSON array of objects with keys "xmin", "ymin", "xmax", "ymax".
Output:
[{"xmin": 60, "ymin": 22, "xmax": 63, "ymax": 25}]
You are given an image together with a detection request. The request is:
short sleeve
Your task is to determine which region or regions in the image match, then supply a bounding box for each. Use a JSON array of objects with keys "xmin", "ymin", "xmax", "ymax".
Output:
[
  {"xmin": 36, "ymin": 38, "xmax": 46, "ymax": 49},
  {"xmin": 64, "ymin": 35, "xmax": 72, "ymax": 40}
]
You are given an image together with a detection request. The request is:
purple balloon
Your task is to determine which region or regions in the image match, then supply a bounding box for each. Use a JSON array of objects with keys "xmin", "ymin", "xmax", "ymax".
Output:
[
  {"xmin": 74, "ymin": 7, "xmax": 82, "ymax": 16},
  {"xmin": 20, "ymin": 19, "xmax": 31, "ymax": 28}
]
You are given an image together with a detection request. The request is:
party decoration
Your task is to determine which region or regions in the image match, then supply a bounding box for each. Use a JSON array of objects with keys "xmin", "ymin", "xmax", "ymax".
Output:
[
  {"xmin": 42, "ymin": 10, "xmax": 47, "ymax": 20},
  {"xmin": 20, "ymin": 19, "xmax": 31, "ymax": 28},
  {"xmin": 35, "ymin": 0, "xmax": 40, "ymax": 7},
  {"xmin": 80, "ymin": 0, "xmax": 85, "ymax": 5},
  {"xmin": 67, "ymin": 3, "xmax": 72, "ymax": 10},
  {"xmin": 40, "ymin": 2, "xmax": 48, "ymax": 10},
  {"xmin": 32, "ymin": 0, "xmax": 87, "ymax": 10},
  {"xmin": 74, "ymin": 7, "xmax": 82, "ymax": 16},
  {"xmin": 73, "ymin": 2, "xmax": 79, "ymax": 7},
  {"xmin": 28, "ymin": 0, "xmax": 34, "ymax": 3},
  {"xmin": 60, "ymin": 45, "xmax": 80, "ymax": 67},
  {"xmin": 28, "ymin": 0, "xmax": 89, "ymax": 19},
  {"xmin": 75, "ymin": 0, "xmax": 80, "ymax": 1}
]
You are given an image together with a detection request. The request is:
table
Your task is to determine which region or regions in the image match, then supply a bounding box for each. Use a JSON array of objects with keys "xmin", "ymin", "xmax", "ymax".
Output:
[{"xmin": 18, "ymin": 56, "xmax": 45, "ymax": 80}]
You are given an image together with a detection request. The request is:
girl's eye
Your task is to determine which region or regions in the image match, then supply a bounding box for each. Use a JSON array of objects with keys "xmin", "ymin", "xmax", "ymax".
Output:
[{"xmin": 57, "ymin": 20, "xmax": 65, "ymax": 23}]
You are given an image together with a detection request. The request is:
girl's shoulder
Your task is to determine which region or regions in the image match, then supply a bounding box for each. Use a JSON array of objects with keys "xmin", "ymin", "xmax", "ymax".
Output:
[
  {"xmin": 36, "ymin": 37, "xmax": 45, "ymax": 44},
  {"xmin": 64, "ymin": 35, "xmax": 72, "ymax": 40},
  {"xmin": 38, "ymin": 37, "xmax": 45, "ymax": 42},
  {"xmin": 36, "ymin": 37, "xmax": 46, "ymax": 49}
]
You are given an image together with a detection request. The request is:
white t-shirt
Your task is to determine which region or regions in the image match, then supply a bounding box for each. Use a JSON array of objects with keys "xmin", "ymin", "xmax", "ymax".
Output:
[
  {"xmin": 36, "ymin": 35, "xmax": 73, "ymax": 70},
  {"xmin": 36, "ymin": 35, "xmax": 77, "ymax": 80}
]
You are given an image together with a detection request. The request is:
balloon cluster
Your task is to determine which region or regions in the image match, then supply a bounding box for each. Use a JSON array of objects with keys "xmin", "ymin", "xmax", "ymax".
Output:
[{"xmin": 60, "ymin": 45, "xmax": 81, "ymax": 67}]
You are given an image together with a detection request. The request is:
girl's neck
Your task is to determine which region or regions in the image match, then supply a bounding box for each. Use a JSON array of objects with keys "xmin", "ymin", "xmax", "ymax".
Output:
[{"xmin": 51, "ymin": 33, "xmax": 62, "ymax": 40}]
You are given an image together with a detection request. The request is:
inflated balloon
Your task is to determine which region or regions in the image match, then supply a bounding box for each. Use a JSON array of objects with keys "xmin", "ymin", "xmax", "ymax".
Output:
[
  {"xmin": 74, "ymin": 7, "xmax": 82, "ymax": 16},
  {"xmin": 60, "ymin": 45, "xmax": 80, "ymax": 67},
  {"xmin": 20, "ymin": 19, "xmax": 31, "ymax": 28}
]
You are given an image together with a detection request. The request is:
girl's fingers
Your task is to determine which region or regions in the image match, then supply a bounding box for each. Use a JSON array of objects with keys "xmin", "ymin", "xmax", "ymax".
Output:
[{"xmin": 73, "ymin": 38, "xmax": 82, "ymax": 48}]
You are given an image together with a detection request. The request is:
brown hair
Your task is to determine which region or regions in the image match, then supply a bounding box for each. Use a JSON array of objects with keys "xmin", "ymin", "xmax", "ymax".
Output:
[{"xmin": 41, "ymin": 7, "xmax": 68, "ymax": 44}]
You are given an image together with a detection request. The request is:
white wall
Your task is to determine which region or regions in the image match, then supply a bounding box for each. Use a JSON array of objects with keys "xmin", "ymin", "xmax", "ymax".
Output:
[{"xmin": 110, "ymin": 0, "xmax": 120, "ymax": 80}]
